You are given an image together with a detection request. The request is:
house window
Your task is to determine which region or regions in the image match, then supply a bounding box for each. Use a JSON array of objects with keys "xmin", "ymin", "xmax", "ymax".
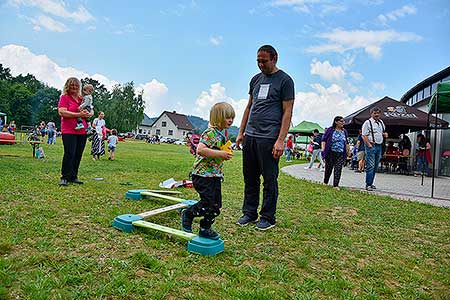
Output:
[
  {"xmin": 139, "ymin": 129, "xmax": 142, "ymax": 133},
  {"xmin": 156, "ymin": 129, "xmax": 160, "ymax": 135},
  {"xmin": 183, "ymin": 131, "xmax": 185, "ymax": 136},
  {"xmin": 168, "ymin": 130, "xmax": 173, "ymax": 136},
  {"xmin": 162, "ymin": 121, "xmax": 167, "ymax": 127}
]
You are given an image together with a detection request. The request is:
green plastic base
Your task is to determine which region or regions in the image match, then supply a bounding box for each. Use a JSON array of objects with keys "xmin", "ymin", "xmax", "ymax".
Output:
[
  {"xmin": 112, "ymin": 214, "xmax": 144, "ymax": 232},
  {"xmin": 187, "ymin": 236, "xmax": 224, "ymax": 256}
]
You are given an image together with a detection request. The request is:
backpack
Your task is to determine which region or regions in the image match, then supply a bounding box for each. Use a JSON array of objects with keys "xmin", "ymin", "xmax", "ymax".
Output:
[{"xmin": 189, "ymin": 133, "xmax": 201, "ymax": 155}]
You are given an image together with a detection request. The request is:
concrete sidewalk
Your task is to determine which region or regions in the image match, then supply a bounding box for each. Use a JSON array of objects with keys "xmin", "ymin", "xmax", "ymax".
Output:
[{"xmin": 282, "ymin": 163, "xmax": 450, "ymax": 208}]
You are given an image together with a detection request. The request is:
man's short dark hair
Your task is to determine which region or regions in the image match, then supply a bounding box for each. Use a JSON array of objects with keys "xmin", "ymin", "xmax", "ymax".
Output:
[
  {"xmin": 370, "ymin": 106, "xmax": 382, "ymax": 113},
  {"xmin": 313, "ymin": 129, "xmax": 319, "ymax": 133},
  {"xmin": 258, "ymin": 45, "xmax": 278, "ymax": 60}
]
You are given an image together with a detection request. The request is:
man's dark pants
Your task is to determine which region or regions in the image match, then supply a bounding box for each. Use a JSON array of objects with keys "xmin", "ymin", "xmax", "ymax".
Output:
[
  {"xmin": 61, "ymin": 134, "xmax": 87, "ymax": 181},
  {"xmin": 242, "ymin": 135, "xmax": 279, "ymax": 224}
]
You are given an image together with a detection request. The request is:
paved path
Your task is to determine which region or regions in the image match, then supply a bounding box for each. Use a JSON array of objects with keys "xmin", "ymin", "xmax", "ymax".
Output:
[{"xmin": 282, "ymin": 163, "xmax": 450, "ymax": 208}]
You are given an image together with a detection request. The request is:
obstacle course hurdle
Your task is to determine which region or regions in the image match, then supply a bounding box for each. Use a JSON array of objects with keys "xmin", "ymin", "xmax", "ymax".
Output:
[{"xmin": 113, "ymin": 190, "xmax": 224, "ymax": 256}]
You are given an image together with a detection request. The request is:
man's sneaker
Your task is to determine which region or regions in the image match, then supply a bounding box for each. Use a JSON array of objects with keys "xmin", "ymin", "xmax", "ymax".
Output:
[
  {"xmin": 236, "ymin": 215, "xmax": 257, "ymax": 226},
  {"xmin": 304, "ymin": 166, "xmax": 311, "ymax": 170},
  {"xmin": 370, "ymin": 185, "xmax": 376, "ymax": 189},
  {"xmin": 366, "ymin": 185, "xmax": 374, "ymax": 191},
  {"xmin": 75, "ymin": 123, "xmax": 85, "ymax": 130},
  {"xmin": 255, "ymin": 219, "xmax": 276, "ymax": 231},
  {"xmin": 181, "ymin": 209, "xmax": 193, "ymax": 233},
  {"xmin": 199, "ymin": 228, "xmax": 220, "ymax": 240}
]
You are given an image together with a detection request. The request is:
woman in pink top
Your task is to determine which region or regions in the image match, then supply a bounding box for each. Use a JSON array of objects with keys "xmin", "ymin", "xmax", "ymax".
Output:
[{"xmin": 57, "ymin": 77, "xmax": 93, "ymax": 186}]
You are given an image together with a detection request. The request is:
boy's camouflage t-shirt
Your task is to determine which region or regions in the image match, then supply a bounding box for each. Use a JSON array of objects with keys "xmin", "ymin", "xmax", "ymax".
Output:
[{"xmin": 192, "ymin": 127, "xmax": 227, "ymax": 177}]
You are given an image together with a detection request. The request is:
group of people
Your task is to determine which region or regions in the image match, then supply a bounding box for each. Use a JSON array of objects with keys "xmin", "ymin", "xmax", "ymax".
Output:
[
  {"xmin": 294, "ymin": 106, "xmax": 433, "ymax": 191},
  {"xmin": 0, "ymin": 119, "xmax": 16, "ymax": 135},
  {"xmin": 58, "ymin": 78, "xmax": 118, "ymax": 186},
  {"xmin": 55, "ymin": 45, "xmax": 433, "ymax": 241}
]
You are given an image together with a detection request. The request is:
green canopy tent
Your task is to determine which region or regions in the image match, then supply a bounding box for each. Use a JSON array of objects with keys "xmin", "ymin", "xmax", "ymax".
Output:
[
  {"xmin": 288, "ymin": 121, "xmax": 324, "ymax": 139},
  {"xmin": 427, "ymin": 82, "xmax": 450, "ymax": 197}
]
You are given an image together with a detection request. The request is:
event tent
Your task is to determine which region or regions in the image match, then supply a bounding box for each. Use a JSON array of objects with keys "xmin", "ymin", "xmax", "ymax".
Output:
[
  {"xmin": 288, "ymin": 121, "xmax": 324, "ymax": 136},
  {"xmin": 343, "ymin": 96, "xmax": 448, "ymax": 137}
]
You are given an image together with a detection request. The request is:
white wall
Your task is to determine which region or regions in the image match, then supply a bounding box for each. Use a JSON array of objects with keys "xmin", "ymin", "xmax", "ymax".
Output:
[{"xmin": 150, "ymin": 114, "xmax": 187, "ymax": 139}]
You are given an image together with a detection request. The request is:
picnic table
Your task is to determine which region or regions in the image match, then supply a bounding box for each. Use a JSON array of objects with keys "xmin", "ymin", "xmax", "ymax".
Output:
[{"xmin": 381, "ymin": 154, "xmax": 414, "ymax": 174}]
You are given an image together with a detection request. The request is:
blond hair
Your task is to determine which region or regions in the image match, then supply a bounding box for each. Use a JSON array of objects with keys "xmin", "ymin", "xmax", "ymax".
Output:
[
  {"xmin": 209, "ymin": 102, "xmax": 235, "ymax": 129},
  {"xmin": 82, "ymin": 84, "xmax": 94, "ymax": 95},
  {"xmin": 63, "ymin": 77, "xmax": 81, "ymax": 96}
]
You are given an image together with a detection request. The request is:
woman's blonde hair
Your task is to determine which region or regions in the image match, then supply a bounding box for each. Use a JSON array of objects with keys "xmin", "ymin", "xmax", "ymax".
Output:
[
  {"xmin": 209, "ymin": 102, "xmax": 235, "ymax": 129},
  {"xmin": 63, "ymin": 77, "xmax": 81, "ymax": 96}
]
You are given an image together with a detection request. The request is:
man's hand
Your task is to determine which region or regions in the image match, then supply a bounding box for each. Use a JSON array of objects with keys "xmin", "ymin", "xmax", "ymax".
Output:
[
  {"xmin": 272, "ymin": 140, "xmax": 284, "ymax": 159},
  {"xmin": 235, "ymin": 133, "xmax": 244, "ymax": 150}
]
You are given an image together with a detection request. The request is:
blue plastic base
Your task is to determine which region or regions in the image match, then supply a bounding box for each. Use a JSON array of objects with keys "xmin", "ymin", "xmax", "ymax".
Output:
[
  {"xmin": 187, "ymin": 236, "xmax": 224, "ymax": 256},
  {"xmin": 112, "ymin": 214, "xmax": 144, "ymax": 232},
  {"xmin": 125, "ymin": 189, "xmax": 148, "ymax": 200},
  {"xmin": 181, "ymin": 199, "xmax": 198, "ymax": 206}
]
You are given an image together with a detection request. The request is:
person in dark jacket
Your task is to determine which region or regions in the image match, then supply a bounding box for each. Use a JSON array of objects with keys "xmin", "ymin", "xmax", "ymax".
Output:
[{"xmin": 321, "ymin": 116, "xmax": 350, "ymax": 190}]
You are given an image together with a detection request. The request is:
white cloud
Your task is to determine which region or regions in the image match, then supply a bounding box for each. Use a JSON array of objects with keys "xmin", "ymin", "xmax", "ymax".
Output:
[
  {"xmin": 270, "ymin": 0, "xmax": 320, "ymax": 13},
  {"xmin": 8, "ymin": 0, "xmax": 94, "ymax": 23},
  {"xmin": 350, "ymin": 71, "xmax": 364, "ymax": 81},
  {"xmin": 377, "ymin": 5, "xmax": 417, "ymax": 25},
  {"xmin": 194, "ymin": 82, "xmax": 248, "ymax": 125},
  {"xmin": 0, "ymin": 44, "xmax": 119, "ymax": 90},
  {"xmin": 31, "ymin": 14, "xmax": 68, "ymax": 32},
  {"xmin": 210, "ymin": 35, "xmax": 223, "ymax": 46},
  {"xmin": 306, "ymin": 28, "xmax": 422, "ymax": 59},
  {"xmin": 293, "ymin": 83, "xmax": 374, "ymax": 127},
  {"xmin": 310, "ymin": 59, "xmax": 345, "ymax": 82},
  {"xmin": 371, "ymin": 81, "xmax": 385, "ymax": 91},
  {"xmin": 319, "ymin": 3, "xmax": 347, "ymax": 16},
  {"xmin": 137, "ymin": 80, "xmax": 169, "ymax": 117},
  {"xmin": 114, "ymin": 23, "xmax": 135, "ymax": 35}
]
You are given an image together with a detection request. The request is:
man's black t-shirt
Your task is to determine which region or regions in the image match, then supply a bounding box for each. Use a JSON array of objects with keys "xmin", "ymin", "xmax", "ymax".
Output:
[{"xmin": 245, "ymin": 70, "xmax": 295, "ymax": 139}]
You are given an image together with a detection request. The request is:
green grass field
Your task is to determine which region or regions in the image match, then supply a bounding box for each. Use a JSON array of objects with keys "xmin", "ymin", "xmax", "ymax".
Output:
[{"xmin": 0, "ymin": 140, "xmax": 449, "ymax": 300}]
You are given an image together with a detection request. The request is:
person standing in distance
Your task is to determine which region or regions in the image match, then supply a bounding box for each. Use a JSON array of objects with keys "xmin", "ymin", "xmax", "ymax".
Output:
[
  {"xmin": 236, "ymin": 45, "xmax": 295, "ymax": 230},
  {"xmin": 361, "ymin": 107, "xmax": 388, "ymax": 191}
]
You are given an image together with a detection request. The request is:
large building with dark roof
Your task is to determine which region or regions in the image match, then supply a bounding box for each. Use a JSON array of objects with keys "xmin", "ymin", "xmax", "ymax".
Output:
[{"xmin": 400, "ymin": 66, "xmax": 450, "ymax": 177}]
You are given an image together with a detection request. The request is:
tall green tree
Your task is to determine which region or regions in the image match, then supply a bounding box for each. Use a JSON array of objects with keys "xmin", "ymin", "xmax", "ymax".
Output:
[
  {"xmin": 8, "ymin": 83, "xmax": 33, "ymax": 127},
  {"xmin": 30, "ymin": 87, "xmax": 61, "ymax": 127},
  {"xmin": 106, "ymin": 82, "xmax": 144, "ymax": 132}
]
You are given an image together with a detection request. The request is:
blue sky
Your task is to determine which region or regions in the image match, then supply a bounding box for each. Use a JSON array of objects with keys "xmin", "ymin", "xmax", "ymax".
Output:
[{"xmin": 0, "ymin": 0, "xmax": 449, "ymax": 127}]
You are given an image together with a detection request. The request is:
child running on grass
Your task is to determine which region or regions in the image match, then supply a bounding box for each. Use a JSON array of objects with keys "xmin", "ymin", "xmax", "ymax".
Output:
[
  {"xmin": 107, "ymin": 129, "xmax": 118, "ymax": 160},
  {"xmin": 181, "ymin": 102, "xmax": 235, "ymax": 240}
]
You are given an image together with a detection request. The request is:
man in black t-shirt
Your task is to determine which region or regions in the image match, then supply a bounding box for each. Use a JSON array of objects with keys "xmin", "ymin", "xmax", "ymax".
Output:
[{"xmin": 236, "ymin": 45, "xmax": 295, "ymax": 230}]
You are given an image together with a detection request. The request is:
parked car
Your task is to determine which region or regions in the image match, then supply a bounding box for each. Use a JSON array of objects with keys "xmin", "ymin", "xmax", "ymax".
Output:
[
  {"xmin": 174, "ymin": 140, "xmax": 186, "ymax": 145},
  {"xmin": 135, "ymin": 133, "xmax": 148, "ymax": 140}
]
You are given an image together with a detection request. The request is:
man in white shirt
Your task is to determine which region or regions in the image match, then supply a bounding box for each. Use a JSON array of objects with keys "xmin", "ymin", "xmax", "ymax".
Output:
[{"xmin": 361, "ymin": 107, "xmax": 388, "ymax": 191}]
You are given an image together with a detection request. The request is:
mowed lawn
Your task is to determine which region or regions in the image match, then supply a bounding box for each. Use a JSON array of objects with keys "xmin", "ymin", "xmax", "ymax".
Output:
[{"xmin": 0, "ymin": 140, "xmax": 449, "ymax": 300}]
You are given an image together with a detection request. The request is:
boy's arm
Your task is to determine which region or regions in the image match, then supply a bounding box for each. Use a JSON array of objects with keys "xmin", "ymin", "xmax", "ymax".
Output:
[{"xmin": 197, "ymin": 143, "xmax": 232, "ymax": 160}]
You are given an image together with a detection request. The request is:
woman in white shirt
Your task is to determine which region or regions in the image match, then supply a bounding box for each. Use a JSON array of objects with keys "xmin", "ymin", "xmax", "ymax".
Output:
[{"xmin": 91, "ymin": 111, "xmax": 106, "ymax": 160}]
